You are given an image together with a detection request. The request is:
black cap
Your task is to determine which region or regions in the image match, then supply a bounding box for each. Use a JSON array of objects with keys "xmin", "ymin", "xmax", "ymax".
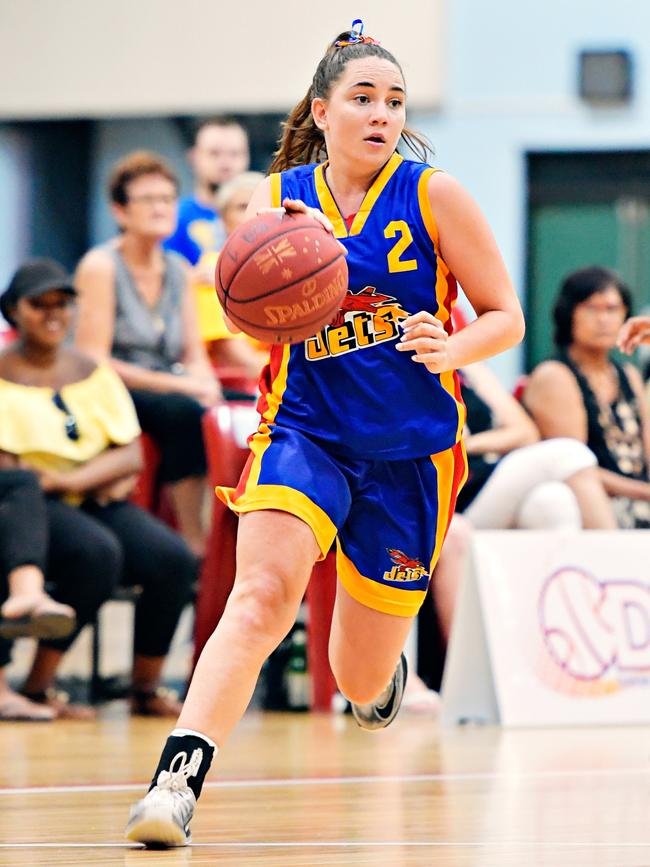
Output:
[{"xmin": 0, "ymin": 258, "xmax": 77, "ymax": 326}]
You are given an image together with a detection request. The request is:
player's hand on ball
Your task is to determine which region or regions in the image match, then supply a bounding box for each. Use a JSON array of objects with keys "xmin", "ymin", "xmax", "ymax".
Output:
[
  {"xmin": 617, "ymin": 316, "xmax": 650, "ymax": 354},
  {"xmin": 278, "ymin": 199, "xmax": 347, "ymax": 255},
  {"xmin": 281, "ymin": 198, "xmax": 334, "ymax": 233},
  {"xmin": 396, "ymin": 311, "xmax": 452, "ymax": 374}
]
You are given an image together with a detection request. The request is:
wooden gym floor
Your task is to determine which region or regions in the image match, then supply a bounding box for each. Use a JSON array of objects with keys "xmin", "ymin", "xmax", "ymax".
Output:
[{"xmin": 0, "ymin": 707, "xmax": 647, "ymax": 866}]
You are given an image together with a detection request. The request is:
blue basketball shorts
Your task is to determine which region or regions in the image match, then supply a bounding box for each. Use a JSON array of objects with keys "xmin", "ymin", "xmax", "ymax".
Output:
[{"xmin": 217, "ymin": 424, "xmax": 467, "ymax": 617}]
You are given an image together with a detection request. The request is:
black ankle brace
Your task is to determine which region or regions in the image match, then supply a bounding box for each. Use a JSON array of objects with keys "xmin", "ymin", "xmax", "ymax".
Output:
[{"xmin": 149, "ymin": 732, "xmax": 216, "ymax": 799}]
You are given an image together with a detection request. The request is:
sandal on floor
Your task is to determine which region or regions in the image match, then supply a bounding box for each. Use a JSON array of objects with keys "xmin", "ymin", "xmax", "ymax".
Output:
[
  {"xmin": 21, "ymin": 688, "xmax": 96, "ymax": 721},
  {"xmin": 0, "ymin": 692, "xmax": 55, "ymax": 722},
  {"xmin": 0, "ymin": 599, "xmax": 76, "ymax": 641},
  {"xmin": 130, "ymin": 686, "xmax": 183, "ymax": 717}
]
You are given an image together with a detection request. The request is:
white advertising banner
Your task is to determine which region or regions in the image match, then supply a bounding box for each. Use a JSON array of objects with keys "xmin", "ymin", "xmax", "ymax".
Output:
[{"xmin": 441, "ymin": 530, "xmax": 650, "ymax": 727}]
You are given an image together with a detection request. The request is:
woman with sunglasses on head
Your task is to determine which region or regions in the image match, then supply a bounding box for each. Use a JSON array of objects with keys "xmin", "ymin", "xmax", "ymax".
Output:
[
  {"xmin": 0, "ymin": 259, "xmax": 197, "ymax": 718},
  {"xmin": 126, "ymin": 21, "xmax": 524, "ymax": 847}
]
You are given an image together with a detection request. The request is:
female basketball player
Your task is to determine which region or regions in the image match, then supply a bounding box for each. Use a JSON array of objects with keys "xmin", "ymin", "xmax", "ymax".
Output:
[{"xmin": 126, "ymin": 20, "xmax": 525, "ymax": 847}]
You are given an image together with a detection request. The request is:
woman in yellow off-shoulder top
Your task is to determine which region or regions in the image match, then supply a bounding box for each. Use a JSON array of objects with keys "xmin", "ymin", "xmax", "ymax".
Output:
[{"xmin": 0, "ymin": 259, "xmax": 197, "ymax": 719}]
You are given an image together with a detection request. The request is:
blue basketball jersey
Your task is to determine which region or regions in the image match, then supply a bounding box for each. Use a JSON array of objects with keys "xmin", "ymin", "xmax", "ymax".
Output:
[{"xmin": 257, "ymin": 153, "xmax": 465, "ymax": 460}]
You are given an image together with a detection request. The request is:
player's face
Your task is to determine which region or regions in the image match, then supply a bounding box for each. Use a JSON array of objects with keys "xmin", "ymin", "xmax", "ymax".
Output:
[
  {"xmin": 315, "ymin": 58, "xmax": 406, "ymax": 171},
  {"xmin": 13, "ymin": 289, "xmax": 74, "ymax": 349},
  {"xmin": 192, "ymin": 126, "xmax": 250, "ymax": 192},
  {"xmin": 571, "ymin": 286, "xmax": 628, "ymax": 352},
  {"xmin": 113, "ymin": 174, "xmax": 179, "ymax": 240}
]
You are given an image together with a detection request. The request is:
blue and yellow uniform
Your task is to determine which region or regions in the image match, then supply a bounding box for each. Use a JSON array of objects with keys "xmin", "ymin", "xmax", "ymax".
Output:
[{"xmin": 218, "ymin": 153, "xmax": 467, "ymax": 617}]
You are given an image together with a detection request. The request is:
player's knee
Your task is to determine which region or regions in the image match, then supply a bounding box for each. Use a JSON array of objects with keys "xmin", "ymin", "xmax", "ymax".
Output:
[
  {"xmin": 227, "ymin": 571, "xmax": 297, "ymax": 644},
  {"xmin": 332, "ymin": 658, "xmax": 397, "ymax": 705}
]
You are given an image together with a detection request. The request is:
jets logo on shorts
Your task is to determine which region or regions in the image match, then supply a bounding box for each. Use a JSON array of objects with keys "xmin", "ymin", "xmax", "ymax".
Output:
[
  {"xmin": 304, "ymin": 286, "xmax": 408, "ymax": 361},
  {"xmin": 383, "ymin": 549, "xmax": 429, "ymax": 583}
]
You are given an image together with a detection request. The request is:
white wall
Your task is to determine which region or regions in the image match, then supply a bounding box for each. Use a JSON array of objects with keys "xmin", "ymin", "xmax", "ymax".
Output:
[
  {"xmin": 414, "ymin": 0, "xmax": 650, "ymax": 382},
  {"xmin": 3, "ymin": 0, "xmax": 650, "ymax": 380},
  {"xmin": 0, "ymin": 0, "xmax": 444, "ymax": 117}
]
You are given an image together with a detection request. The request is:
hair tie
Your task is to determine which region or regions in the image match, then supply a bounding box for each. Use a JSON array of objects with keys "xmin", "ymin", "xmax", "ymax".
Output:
[{"xmin": 335, "ymin": 18, "xmax": 380, "ymax": 48}]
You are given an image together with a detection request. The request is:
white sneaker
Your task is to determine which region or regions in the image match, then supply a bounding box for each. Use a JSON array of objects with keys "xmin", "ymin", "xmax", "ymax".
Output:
[
  {"xmin": 125, "ymin": 749, "xmax": 201, "ymax": 848},
  {"xmin": 351, "ymin": 653, "xmax": 408, "ymax": 731}
]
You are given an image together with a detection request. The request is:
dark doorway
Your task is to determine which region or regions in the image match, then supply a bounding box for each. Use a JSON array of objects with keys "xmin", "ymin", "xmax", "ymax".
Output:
[{"xmin": 526, "ymin": 150, "xmax": 650, "ymax": 369}]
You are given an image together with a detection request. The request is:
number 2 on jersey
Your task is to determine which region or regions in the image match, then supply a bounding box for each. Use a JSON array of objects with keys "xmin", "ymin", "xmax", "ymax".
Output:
[{"xmin": 384, "ymin": 220, "xmax": 418, "ymax": 273}]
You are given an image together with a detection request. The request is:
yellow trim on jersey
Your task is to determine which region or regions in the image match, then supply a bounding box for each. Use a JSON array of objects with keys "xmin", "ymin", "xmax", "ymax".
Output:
[
  {"xmin": 336, "ymin": 543, "xmax": 426, "ymax": 617},
  {"xmin": 428, "ymin": 441, "xmax": 467, "ymax": 574},
  {"xmin": 417, "ymin": 167, "xmax": 441, "ymax": 247},
  {"xmin": 238, "ymin": 346, "xmax": 291, "ymax": 499},
  {"xmin": 426, "ymin": 182, "xmax": 466, "ymax": 437},
  {"xmin": 441, "ymin": 369, "xmax": 466, "ymax": 440},
  {"xmin": 349, "ymin": 153, "xmax": 403, "ymax": 236},
  {"xmin": 270, "ymin": 172, "xmax": 282, "ymax": 208},
  {"xmin": 459, "ymin": 438, "xmax": 469, "ymax": 488},
  {"xmin": 217, "ymin": 482, "xmax": 336, "ymax": 559},
  {"xmin": 260, "ymin": 346, "xmax": 291, "ymax": 428},
  {"xmin": 313, "ymin": 165, "xmax": 348, "ymax": 238},
  {"xmin": 313, "ymin": 152, "xmax": 404, "ymax": 239}
]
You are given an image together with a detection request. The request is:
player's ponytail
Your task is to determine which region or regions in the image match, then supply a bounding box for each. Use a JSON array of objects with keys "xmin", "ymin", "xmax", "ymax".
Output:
[
  {"xmin": 269, "ymin": 26, "xmax": 433, "ymax": 174},
  {"xmin": 269, "ymin": 84, "xmax": 325, "ymax": 174}
]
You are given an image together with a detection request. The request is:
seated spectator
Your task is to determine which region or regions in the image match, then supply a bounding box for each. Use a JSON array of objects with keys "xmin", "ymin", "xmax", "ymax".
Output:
[
  {"xmin": 0, "ymin": 467, "xmax": 75, "ymax": 641},
  {"xmin": 458, "ymin": 361, "xmax": 616, "ymax": 530},
  {"xmin": 0, "ymin": 467, "xmax": 76, "ymax": 722},
  {"xmin": 524, "ymin": 266, "xmax": 650, "ymax": 528},
  {"xmin": 0, "ymin": 259, "xmax": 197, "ymax": 718},
  {"xmin": 74, "ymin": 151, "xmax": 221, "ymax": 558},
  {"xmin": 194, "ymin": 171, "xmax": 268, "ymax": 381},
  {"xmin": 414, "ymin": 359, "xmax": 617, "ymax": 683}
]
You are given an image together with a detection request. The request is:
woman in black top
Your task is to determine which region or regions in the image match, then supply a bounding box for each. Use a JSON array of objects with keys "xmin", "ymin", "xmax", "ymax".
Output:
[{"xmin": 525, "ymin": 266, "xmax": 650, "ymax": 528}]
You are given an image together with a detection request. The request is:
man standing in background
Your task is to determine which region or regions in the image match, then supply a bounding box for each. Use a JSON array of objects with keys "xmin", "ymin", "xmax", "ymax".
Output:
[{"xmin": 165, "ymin": 117, "xmax": 250, "ymax": 273}]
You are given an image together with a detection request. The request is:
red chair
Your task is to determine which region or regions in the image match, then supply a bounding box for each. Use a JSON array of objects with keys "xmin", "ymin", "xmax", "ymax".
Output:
[
  {"xmin": 0, "ymin": 327, "xmax": 17, "ymax": 347},
  {"xmin": 129, "ymin": 434, "xmax": 162, "ymax": 511},
  {"xmin": 212, "ymin": 364, "xmax": 259, "ymax": 398},
  {"xmin": 512, "ymin": 374, "xmax": 529, "ymax": 404},
  {"xmin": 195, "ymin": 404, "xmax": 339, "ymax": 711},
  {"xmin": 193, "ymin": 404, "xmax": 251, "ymax": 667}
]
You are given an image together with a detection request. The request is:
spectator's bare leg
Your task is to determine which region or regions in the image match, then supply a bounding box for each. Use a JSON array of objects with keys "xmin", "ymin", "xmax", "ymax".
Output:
[
  {"xmin": 565, "ymin": 466, "xmax": 618, "ymax": 529},
  {"xmin": 168, "ymin": 477, "xmax": 208, "ymax": 559},
  {"xmin": 132, "ymin": 654, "xmax": 165, "ymax": 692},
  {"xmin": 1, "ymin": 564, "xmax": 75, "ymax": 621},
  {"xmin": 0, "ymin": 668, "xmax": 54, "ymax": 721},
  {"xmin": 21, "ymin": 645, "xmax": 64, "ymax": 694}
]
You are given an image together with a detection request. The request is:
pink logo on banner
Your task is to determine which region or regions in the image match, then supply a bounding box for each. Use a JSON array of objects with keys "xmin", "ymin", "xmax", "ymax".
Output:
[{"xmin": 539, "ymin": 567, "xmax": 650, "ymax": 683}]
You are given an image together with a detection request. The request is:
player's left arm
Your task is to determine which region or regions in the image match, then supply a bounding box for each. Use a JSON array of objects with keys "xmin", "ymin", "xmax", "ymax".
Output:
[{"xmin": 396, "ymin": 172, "xmax": 524, "ymax": 374}]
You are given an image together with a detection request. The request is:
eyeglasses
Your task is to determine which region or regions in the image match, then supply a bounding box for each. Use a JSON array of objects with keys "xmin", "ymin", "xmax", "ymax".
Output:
[
  {"xmin": 52, "ymin": 392, "xmax": 80, "ymax": 441},
  {"xmin": 126, "ymin": 194, "xmax": 178, "ymax": 207},
  {"xmin": 578, "ymin": 302, "xmax": 627, "ymax": 318}
]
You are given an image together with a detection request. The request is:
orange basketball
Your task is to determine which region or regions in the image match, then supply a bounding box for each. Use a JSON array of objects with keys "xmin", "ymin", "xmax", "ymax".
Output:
[{"xmin": 215, "ymin": 211, "xmax": 348, "ymax": 344}]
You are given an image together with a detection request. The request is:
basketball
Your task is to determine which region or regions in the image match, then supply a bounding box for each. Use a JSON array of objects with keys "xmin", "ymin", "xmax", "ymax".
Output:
[{"xmin": 215, "ymin": 211, "xmax": 348, "ymax": 344}]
